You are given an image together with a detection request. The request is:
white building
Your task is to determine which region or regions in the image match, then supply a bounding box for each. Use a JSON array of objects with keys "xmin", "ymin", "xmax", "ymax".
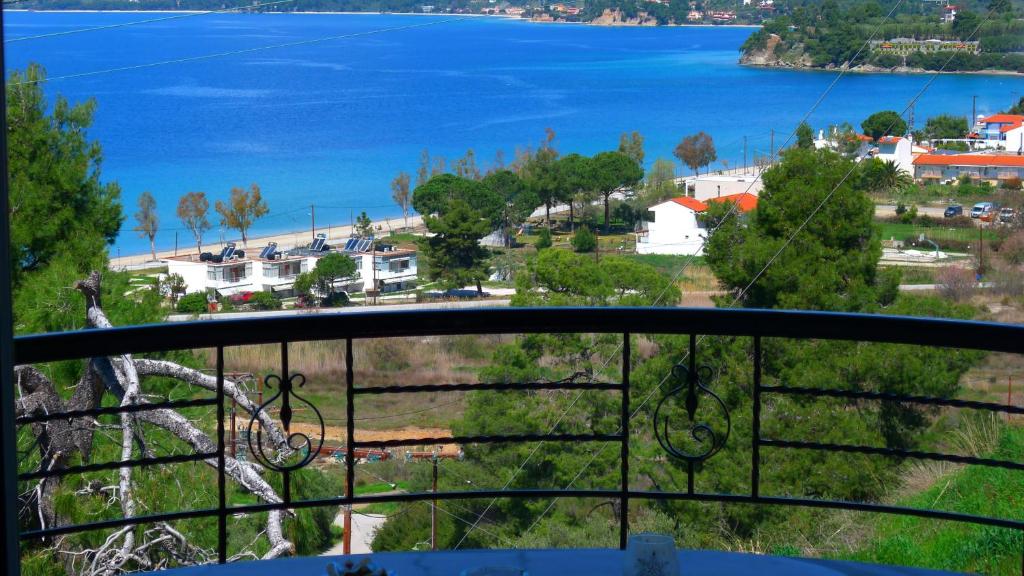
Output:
[
  {"xmin": 165, "ymin": 238, "xmax": 418, "ymax": 298},
  {"xmin": 970, "ymin": 114, "xmax": 1024, "ymax": 152},
  {"xmin": 912, "ymin": 153, "xmax": 1024, "ymax": 185},
  {"xmin": 690, "ymin": 174, "xmax": 763, "ymax": 202},
  {"xmin": 636, "ymin": 193, "xmax": 758, "ymax": 256},
  {"xmin": 863, "ymin": 135, "xmax": 915, "ymax": 175}
]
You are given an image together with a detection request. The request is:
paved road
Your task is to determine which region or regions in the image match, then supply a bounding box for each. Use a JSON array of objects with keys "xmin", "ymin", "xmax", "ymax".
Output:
[
  {"xmin": 875, "ymin": 204, "xmax": 949, "ymax": 218},
  {"xmin": 166, "ymin": 298, "xmax": 511, "ymax": 322}
]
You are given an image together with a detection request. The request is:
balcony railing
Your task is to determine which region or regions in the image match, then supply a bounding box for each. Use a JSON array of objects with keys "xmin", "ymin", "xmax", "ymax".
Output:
[{"xmin": 11, "ymin": 307, "xmax": 1024, "ymax": 570}]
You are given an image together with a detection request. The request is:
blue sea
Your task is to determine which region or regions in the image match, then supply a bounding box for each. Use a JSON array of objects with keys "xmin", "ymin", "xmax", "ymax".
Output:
[{"xmin": 5, "ymin": 11, "xmax": 1024, "ymax": 255}]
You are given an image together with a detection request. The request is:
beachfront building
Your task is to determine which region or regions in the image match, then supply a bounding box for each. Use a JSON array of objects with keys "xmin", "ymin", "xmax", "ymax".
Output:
[
  {"xmin": 636, "ymin": 193, "xmax": 758, "ymax": 256},
  {"xmin": 688, "ymin": 173, "xmax": 764, "ymax": 201},
  {"xmin": 912, "ymin": 152, "xmax": 1024, "ymax": 185},
  {"xmin": 165, "ymin": 238, "xmax": 418, "ymax": 298},
  {"xmin": 969, "ymin": 114, "xmax": 1024, "ymax": 152}
]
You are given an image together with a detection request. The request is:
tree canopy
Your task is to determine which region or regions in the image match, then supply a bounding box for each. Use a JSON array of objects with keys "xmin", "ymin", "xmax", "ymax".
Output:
[
  {"xmin": 418, "ymin": 200, "xmax": 492, "ymax": 294},
  {"xmin": 673, "ymin": 131, "xmax": 717, "ymax": 176},
  {"xmin": 133, "ymin": 191, "xmax": 159, "ymax": 261},
  {"xmin": 706, "ymin": 147, "xmax": 896, "ymax": 311},
  {"xmin": 7, "ymin": 64, "xmax": 122, "ymax": 289},
  {"xmin": 591, "ymin": 151, "xmax": 643, "ymax": 231},
  {"xmin": 861, "ymin": 110, "xmax": 908, "ymax": 141},
  {"xmin": 177, "ymin": 192, "xmax": 211, "ymax": 254},
  {"xmin": 214, "ymin": 183, "xmax": 268, "ymax": 246}
]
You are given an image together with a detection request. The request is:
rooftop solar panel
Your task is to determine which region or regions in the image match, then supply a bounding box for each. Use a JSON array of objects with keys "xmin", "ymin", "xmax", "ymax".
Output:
[
  {"xmin": 343, "ymin": 238, "xmax": 359, "ymax": 252},
  {"xmin": 259, "ymin": 242, "xmax": 277, "ymax": 259},
  {"xmin": 220, "ymin": 243, "xmax": 236, "ymax": 260},
  {"xmin": 310, "ymin": 234, "xmax": 327, "ymax": 252},
  {"xmin": 356, "ymin": 238, "xmax": 372, "ymax": 253}
]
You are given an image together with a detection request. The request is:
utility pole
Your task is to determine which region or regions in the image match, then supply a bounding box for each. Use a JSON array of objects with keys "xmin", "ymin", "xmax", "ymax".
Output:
[
  {"xmin": 174, "ymin": 231, "xmax": 178, "ymax": 256},
  {"xmin": 971, "ymin": 95, "xmax": 977, "ymax": 127},
  {"xmin": 978, "ymin": 224, "xmax": 984, "ymax": 279},
  {"xmin": 431, "ymin": 455, "xmax": 438, "ymax": 551},
  {"xmin": 311, "ymin": 204, "xmax": 315, "ymax": 238},
  {"xmin": 908, "ymin": 102, "xmax": 915, "ymax": 136},
  {"xmin": 743, "ymin": 135, "xmax": 748, "ymax": 174},
  {"xmin": 770, "ymin": 129, "xmax": 775, "ymax": 162}
]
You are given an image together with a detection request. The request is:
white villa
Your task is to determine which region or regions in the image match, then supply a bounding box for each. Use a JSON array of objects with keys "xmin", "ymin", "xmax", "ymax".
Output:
[
  {"xmin": 969, "ymin": 114, "xmax": 1024, "ymax": 152},
  {"xmin": 863, "ymin": 135, "xmax": 915, "ymax": 175},
  {"xmin": 166, "ymin": 236, "xmax": 417, "ymax": 298},
  {"xmin": 636, "ymin": 193, "xmax": 757, "ymax": 256}
]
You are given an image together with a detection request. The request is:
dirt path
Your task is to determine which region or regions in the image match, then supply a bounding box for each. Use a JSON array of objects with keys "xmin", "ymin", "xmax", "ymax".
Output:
[{"xmin": 290, "ymin": 423, "xmax": 462, "ymax": 457}]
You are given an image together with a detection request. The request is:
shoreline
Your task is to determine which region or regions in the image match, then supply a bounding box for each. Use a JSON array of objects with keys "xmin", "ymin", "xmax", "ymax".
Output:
[
  {"xmin": 739, "ymin": 61, "xmax": 1024, "ymax": 77},
  {"xmin": 109, "ymin": 213, "xmax": 425, "ymax": 268},
  {"xmin": 8, "ymin": 8, "xmax": 762, "ymax": 28}
]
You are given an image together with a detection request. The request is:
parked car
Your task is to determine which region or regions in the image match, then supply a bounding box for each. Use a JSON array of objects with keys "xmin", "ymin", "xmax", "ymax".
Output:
[
  {"xmin": 999, "ymin": 207, "xmax": 1016, "ymax": 224},
  {"xmin": 228, "ymin": 291, "xmax": 254, "ymax": 304},
  {"xmin": 943, "ymin": 205, "xmax": 963, "ymax": 218},
  {"xmin": 971, "ymin": 202, "xmax": 994, "ymax": 219}
]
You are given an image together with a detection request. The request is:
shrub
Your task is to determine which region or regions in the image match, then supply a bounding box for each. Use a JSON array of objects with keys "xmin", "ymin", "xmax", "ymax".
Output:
[
  {"xmin": 936, "ymin": 266, "xmax": 976, "ymax": 302},
  {"xmin": 248, "ymin": 291, "xmax": 281, "ymax": 311},
  {"xmin": 1002, "ymin": 177, "xmax": 1022, "ymax": 191},
  {"xmin": 535, "ymin": 228, "xmax": 552, "ymax": 250},
  {"xmin": 176, "ymin": 292, "xmax": 209, "ymax": 314},
  {"xmin": 989, "ymin": 264, "xmax": 1024, "ymax": 298},
  {"xmin": 571, "ymin": 226, "xmax": 597, "ymax": 253},
  {"xmin": 998, "ymin": 231, "xmax": 1024, "ymax": 266}
]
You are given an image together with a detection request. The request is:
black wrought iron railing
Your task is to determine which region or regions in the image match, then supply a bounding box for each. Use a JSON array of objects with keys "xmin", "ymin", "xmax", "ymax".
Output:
[{"xmin": 11, "ymin": 307, "xmax": 1024, "ymax": 569}]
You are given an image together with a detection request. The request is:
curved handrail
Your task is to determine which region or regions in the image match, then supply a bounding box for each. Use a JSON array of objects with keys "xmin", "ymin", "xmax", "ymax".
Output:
[{"xmin": 14, "ymin": 306, "xmax": 1024, "ymax": 363}]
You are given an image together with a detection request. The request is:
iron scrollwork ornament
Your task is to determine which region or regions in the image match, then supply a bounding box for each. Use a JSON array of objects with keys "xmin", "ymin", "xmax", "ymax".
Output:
[
  {"xmin": 653, "ymin": 358, "xmax": 730, "ymax": 464},
  {"xmin": 246, "ymin": 372, "xmax": 325, "ymax": 472}
]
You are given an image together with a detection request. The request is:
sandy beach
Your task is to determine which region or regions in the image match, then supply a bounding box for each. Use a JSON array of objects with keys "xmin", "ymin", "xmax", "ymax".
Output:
[{"xmin": 109, "ymin": 214, "xmax": 424, "ymax": 269}]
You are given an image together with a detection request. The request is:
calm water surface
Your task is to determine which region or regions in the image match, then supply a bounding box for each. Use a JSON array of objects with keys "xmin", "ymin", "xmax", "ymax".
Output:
[{"xmin": 5, "ymin": 12, "xmax": 1023, "ymax": 254}]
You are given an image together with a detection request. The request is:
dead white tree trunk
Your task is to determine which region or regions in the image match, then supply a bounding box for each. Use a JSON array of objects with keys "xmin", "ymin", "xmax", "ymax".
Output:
[{"xmin": 16, "ymin": 272, "xmax": 298, "ymax": 574}]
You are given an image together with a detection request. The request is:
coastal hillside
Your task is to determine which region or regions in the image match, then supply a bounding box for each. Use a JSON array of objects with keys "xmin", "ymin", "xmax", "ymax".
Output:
[{"xmin": 739, "ymin": 0, "xmax": 1024, "ymax": 73}]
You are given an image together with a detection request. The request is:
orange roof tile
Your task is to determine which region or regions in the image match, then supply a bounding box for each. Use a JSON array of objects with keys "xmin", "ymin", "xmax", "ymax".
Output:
[
  {"xmin": 878, "ymin": 136, "xmax": 903, "ymax": 144},
  {"xmin": 706, "ymin": 192, "xmax": 758, "ymax": 212},
  {"xmin": 982, "ymin": 114, "xmax": 1024, "ymax": 124},
  {"xmin": 912, "ymin": 154, "xmax": 1024, "ymax": 167},
  {"xmin": 669, "ymin": 197, "xmax": 708, "ymax": 211}
]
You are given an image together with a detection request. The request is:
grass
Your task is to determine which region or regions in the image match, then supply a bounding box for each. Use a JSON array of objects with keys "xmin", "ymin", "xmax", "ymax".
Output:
[
  {"xmin": 835, "ymin": 424, "xmax": 1024, "ymax": 574},
  {"xmin": 877, "ymin": 222, "xmax": 997, "ymax": 246},
  {"xmin": 889, "ymin": 266, "xmax": 937, "ymax": 285},
  {"xmin": 355, "ymin": 481, "xmax": 410, "ymax": 495}
]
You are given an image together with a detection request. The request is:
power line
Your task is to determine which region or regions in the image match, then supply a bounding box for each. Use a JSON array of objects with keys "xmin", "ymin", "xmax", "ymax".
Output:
[
  {"xmin": 4, "ymin": 0, "xmax": 298, "ymax": 44},
  {"xmin": 517, "ymin": 4, "xmax": 999, "ymax": 540},
  {"xmin": 11, "ymin": 17, "xmax": 470, "ymax": 86}
]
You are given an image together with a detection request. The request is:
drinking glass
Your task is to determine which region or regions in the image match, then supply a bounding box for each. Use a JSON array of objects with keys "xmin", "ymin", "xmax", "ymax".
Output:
[{"xmin": 623, "ymin": 533, "xmax": 680, "ymax": 576}]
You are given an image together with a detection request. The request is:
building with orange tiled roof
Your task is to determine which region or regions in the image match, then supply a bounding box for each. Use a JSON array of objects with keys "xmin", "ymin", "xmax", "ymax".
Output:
[
  {"xmin": 636, "ymin": 194, "xmax": 758, "ymax": 256},
  {"xmin": 912, "ymin": 153, "xmax": 1024, "ymax": 185},
  {"xmin": 971, "ymin": 114, "xmax": 1024, "ymax": 152}
]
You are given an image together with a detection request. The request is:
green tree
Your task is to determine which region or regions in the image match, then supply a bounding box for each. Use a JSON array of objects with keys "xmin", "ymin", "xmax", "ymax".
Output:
[
  {"xmin": 354, "ymin": 211, "xmax": 374, "ymax": 238},
  {"xmin": 795, "ymin": 122, "xmax": 815, "ymax": 149},
  {"xmin": 861, "ymin": 110, "xmax": 907, "ymax": 141},
  {"xmin": 643, "ymin": 158, "xmax": 678, "ymax": 203},
  {"xmin": 418, "ymin": 200, "xmax": 492, "ymax": 294},
  {"xmin": 312, "ymin": 252, "xmax": 358, "ymax": 300},
  {"xmin": 133, "ymin": 191, "xmax": 159, "ymax": 261},
  {"xmin": 571, "ymin": 225, "xmax": 597, "ymax": 253},
  {"xmin": 618, "ymin": 130, "xmax": 645, "ymax": 164},
  {"xmin": 862, "ymin": 158, "xmax": 913, "ymax": 195},
  {"xmin": 522, "ymin": 146, "xmax": 564, "ymax": 227},
  {"xmin": 214, "ymin": 183, "xmax": 268, "ymax": 247},
  {"xmin": 952, "ymin": 10, "xmax": 981, "ymax": 40},
  {"xmin": 556, "ymin": 153, "xmax": 596, "ymax": 229},
  {"xmin": 176, "ymin": 291, "xmax": 209, "ymax": 314},
  {"xmin": 592, "ymin": 151, "xmax": 643, "ymax": 232},
  {"xmin": 177, "ymin": 191, "xmax": 211, "ymax": 254},
  {"xmin": 482, "ymin": 170, "xmax": 538, "ymax": 246},
  {"xmin": 7, "ymin": 64, "xmax": 122, "ymax": 289},
  {"xmin": 535, "ymin": 227, "xmax": 552, "ymax": 250},
  {"xmin": 706, "ymin": 148, "xmax": 888, "ymax": 311},
  {"xmin": 412, "ymin": 173, "xmax": 503, "ymax": 229},
  {"xmin": 918, "ymin": 114, "xmax": 968, "ymax": 141},
  {"xmin": 673, "ymin": 131, "xmax": 717, "ymax": 176},
  {"xmin": 1008, "ymin": 96, "xmax": 1024, "ymax": 115},
  {"xmin": 391, "ymin": 171, "xmax": 412, "ymax": 230}
]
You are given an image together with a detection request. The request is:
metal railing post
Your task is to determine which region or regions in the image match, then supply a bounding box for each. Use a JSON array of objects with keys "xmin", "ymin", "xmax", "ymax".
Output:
[
  {"xmin": 620, "ymin": 332, "xmax": 630, "ymax": 550},
  {"xmin": 752, "ymin": 336, "xmax": 761, "ymax": 499},
  {"xmin": 217, "ymin": 346, "xmax": 227, "ymax": 563},
  {"xmin": 345, "ymin": 338, "xmax": 355, "ymax": 555},
  {"xmin": 0, "ymin": 6, "xmax": 20, "ymax": 573}
]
